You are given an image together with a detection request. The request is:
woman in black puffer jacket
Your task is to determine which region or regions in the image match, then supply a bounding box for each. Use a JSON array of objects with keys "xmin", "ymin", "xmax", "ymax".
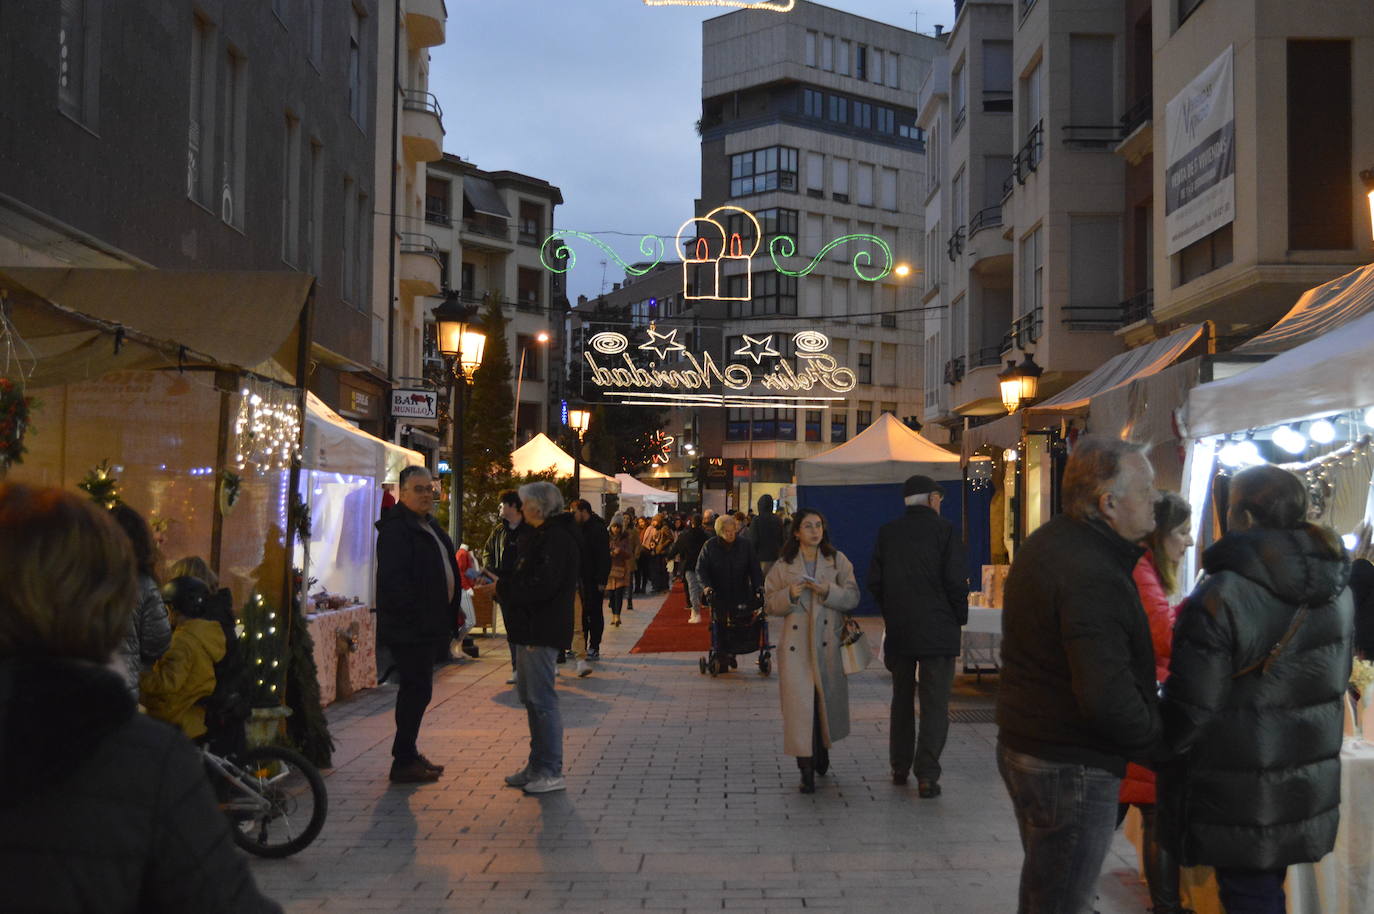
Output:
[{"xmin": 1160, "ymin": 465, "xmax": 1353, "ymax": 913}]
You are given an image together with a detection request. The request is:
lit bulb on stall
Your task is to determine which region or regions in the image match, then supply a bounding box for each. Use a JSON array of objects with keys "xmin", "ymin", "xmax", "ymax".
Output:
[
  {"xmin": 1310, "ymin": 419, "xmax": 1336, "ymax": 444},
  {"xmin": 1364, "ymin": 406, "xmax": 1374, "ymax": 429},
  {"xmin": 1272, "ymin": 425, "xmax": 1307, "ymax": 455}
]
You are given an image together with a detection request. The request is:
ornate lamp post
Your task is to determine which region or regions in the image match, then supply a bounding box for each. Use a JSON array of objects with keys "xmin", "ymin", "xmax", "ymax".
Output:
[
  {"xmin": 568, "ymin": 407, "xmax": 591, "ymax": 503},
  {"xmin": 997, "ymin": 352, "xmax": 1043, "ymax": 414},
  {"xmin": 433, "ymin": 296, "xmax": 486, "ymax": 543},
  {"xmin": 513, "ymin": 330, "xmax": 550, "ymax": 453}
]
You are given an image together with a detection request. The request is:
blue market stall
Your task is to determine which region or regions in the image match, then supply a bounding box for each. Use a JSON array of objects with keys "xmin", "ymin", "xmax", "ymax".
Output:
[{"xmin": 795, "ymin": 414, "xmax": 991, "ymax": 615}]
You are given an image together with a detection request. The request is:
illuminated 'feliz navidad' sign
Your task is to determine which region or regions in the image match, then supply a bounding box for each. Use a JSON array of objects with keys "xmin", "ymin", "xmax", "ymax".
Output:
[
  {"xmin": 643, "ymin": 0, "xmax": 795, "ymax": 10},
  {"xmin": 584, "ymin": 328, "xmax": 855, "ymax": 400}
]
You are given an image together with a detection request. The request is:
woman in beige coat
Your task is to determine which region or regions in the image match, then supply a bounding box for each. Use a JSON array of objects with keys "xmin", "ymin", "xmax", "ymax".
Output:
[{"xmin": 763, "ymin": 508, "xmax": 860, "ymax": 793}]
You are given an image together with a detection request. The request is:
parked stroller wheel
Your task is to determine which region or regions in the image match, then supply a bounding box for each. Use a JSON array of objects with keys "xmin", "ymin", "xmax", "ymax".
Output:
[
  {"xmin": 729, "ymin": 655, "xmax": 738, "ymax": 670},
  {"xmin": 699, "ymin": 657, "xmax": 708, "ymax": 675},
  {"xmin": 708, "ymin": 657, "xmax": 720, "ymax": 677},
  {"xmin": 758, "ymin": 654, "xmax": 771, "ymax": 676}
]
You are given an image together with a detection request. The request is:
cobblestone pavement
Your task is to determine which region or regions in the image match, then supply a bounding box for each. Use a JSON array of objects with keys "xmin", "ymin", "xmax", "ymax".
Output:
[{"xmin": 249, "ymin": 593, "xmax": 1152, "ymax": 913}]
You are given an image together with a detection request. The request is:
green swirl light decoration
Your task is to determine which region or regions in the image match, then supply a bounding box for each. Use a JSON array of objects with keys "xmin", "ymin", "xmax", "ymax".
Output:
[
  {"xmin": 539, "ymin": 231, "xmax": 665, "ymax": 276},
  {"xmin": 769, "ymin": 233, "xmax": 894, "ymax": 281}
]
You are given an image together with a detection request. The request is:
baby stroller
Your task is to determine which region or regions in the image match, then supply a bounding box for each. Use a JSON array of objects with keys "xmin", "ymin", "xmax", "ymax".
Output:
[{"xmin": 698, "ymin": 589, "xmax": 772, "ymax": 677}]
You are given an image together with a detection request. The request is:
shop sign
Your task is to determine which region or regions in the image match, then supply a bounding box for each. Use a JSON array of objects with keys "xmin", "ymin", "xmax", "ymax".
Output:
[
  {"xmin": 705, "ymin": 457, "xmax": 730, "ymax": 484},
  {"xmin": 391, "ymin": 388, "xmax": 438, "ymax": 420},
  {"xmin": 348, "ymin": 390, "xmax": 372, "ymax": 415}
]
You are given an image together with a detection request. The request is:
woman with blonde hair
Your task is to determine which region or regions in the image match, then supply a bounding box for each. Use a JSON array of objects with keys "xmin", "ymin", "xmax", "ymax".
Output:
[
  {"xmin": 763, "ymin": 508, "xmax": 860, "ymax": 793},
  {"xmin": 0, "ymin": 483, "xmax": 280, "ymax": 911}
]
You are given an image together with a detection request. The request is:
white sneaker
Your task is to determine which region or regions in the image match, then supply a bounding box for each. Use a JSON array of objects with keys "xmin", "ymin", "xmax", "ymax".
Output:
[
  {"xmin": 506, "ymin": 671, "xmax": 517, "ymax": 685},
  {"xmin": 504, "ymin": 767, "xmax": 532, "ymax": 788},
  {"xmin": 576, "ymin": 659, "xmax": 592, "ymax": 678},
  {"xmin": 688, "ymin": 611, "xmax": 701, "ymax": 624},
  {"xmin": 522, "ymin": 775, "xmax": 566, "ymax": 794}
]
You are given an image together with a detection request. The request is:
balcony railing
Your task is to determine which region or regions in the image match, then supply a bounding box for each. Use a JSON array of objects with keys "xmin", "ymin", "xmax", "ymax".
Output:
[
  {"xmin": 1061, "ymin": 124, "xmax": 1123, "ymax": 148},
  {"xmin": 398, "ymin": 231, "xmax": 441, "ymax": 261},
  {"xmin": 424, "ymin": 208, "xmax": 450, "ymax": 226},
  {"xmin": 1004, "ymin": 121, "xmax": 1044, "ymax": 198},
  {"xmin": 946, "ymin": 226, "xmax": 965, "ymax": 262},
  {"xmin": 1062, "ymin": 306, "xmax": 1127, "ymax": 331},
  {"xmin": 516, "ymin": 294, "xmax": 542, "ymax": 313},
  {"xmin": 970, "ymin": 346, "xmax": 1004, "ymax": 369},
  {"xmin": 461, "ymin": 218, "xmax": 510, "ymax": 241},
  {"xmin": 402, "ymin": 89, "xmax": 443, "ymax": 121},
  {"xmin": 953, "ymin": 106, "xmax": 967, "ymax": 134},
  {"xmin": 968, "ymin": 205, "xmax": 1002, "ymax": 237},
  {"xmin": 1121, "ymin": 288, "xmax": 1155, "ymax": 325},
  {"xmin": 1002, "ymin": 307, "xmax": 1043, "ymax": 352},
  {"xmin": 1119, "ymin": 93, "xmax": 1152, "ymax": 136}
]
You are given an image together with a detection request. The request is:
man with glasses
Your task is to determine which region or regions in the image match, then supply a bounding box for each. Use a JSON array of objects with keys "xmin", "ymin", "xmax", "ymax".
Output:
[
  {"xmin": 868, "ymin": 474, "xmax": 969, "ymax": 798},
  {"xmin": 375, "ymin": 465, "xmax": 465, "ymax": 784}
]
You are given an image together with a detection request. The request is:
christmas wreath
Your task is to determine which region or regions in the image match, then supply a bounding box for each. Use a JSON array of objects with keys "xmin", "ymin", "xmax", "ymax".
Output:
[{"xmin": 0, "ymin": 376, "xmax": 35, "ymax": 470}]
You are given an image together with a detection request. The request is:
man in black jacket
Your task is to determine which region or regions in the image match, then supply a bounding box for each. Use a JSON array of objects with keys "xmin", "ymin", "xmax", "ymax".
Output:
[
  {"xmin": 670, "ymin": 511, "xmax": 714, "ymax": 623},
  {"xmin": 374, "ymin": 465, "xmax": 465, "ymax": 784},
  {"xmin": 483, "ymin": 489, "xmax": 527, "ymax": 685},
  {"xmin": 746, "ymin": 494, "xmax": 783, "ymax": 576},
  {"xmin": 571, "ymin": 499, "xmax": 612, "ymax": 661},
  {"xmin": 868, "ymin": 474, "xmax": 968, "ymax": 797},
  {"xmin": 996, "ymin": 437, "xmax": 1164, "ymax": 914}
]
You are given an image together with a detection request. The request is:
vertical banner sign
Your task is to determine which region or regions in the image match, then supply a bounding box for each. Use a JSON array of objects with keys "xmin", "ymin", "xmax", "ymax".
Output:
[{"xmin": 1165, "ymin": 46, "xmax": 1235, "ymax": 255}]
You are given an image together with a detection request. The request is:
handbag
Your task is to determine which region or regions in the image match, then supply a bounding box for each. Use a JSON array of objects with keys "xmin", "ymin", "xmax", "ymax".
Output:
[{"xmin": 840, "ymin": 616, "xmax": 873, "ymax": 675}]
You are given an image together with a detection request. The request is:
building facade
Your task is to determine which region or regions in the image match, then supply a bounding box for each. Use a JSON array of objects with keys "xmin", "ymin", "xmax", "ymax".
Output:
[
  {"xmin": 693, "ymin": 1, "xmax": 943, "ymax": 510},
  {"xmin": 1, "ymin": 0, "xmax": 382, "ymax": 426}
]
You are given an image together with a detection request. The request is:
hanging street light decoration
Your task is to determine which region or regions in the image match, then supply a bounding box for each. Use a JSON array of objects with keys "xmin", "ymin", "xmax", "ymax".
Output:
[{"xmin": 997, "ymin": 353, "xmax": 1043, "ymax": 414}]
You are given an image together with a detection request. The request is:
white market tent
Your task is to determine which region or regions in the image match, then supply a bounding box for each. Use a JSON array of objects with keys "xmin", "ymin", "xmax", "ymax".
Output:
[
  {"xmin": 614, "ymin": 473, "xmax": 676, "ymax": 516},
  {"xmin": 795, "ymin": 412, "xmax": 961, "ymax": 485},
  {"xmin": 1186, "ymin": 309, "xmax": 1374, "ymax": 439},
  {"xmin": 510, "ymin": 433, "xmax": 620, "ymax": 506}
]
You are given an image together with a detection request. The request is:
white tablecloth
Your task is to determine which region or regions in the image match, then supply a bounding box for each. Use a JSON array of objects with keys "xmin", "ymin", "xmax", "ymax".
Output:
[{"xmin": 965, "ymin": 606, "xmax": 1002, "ymax": 634}]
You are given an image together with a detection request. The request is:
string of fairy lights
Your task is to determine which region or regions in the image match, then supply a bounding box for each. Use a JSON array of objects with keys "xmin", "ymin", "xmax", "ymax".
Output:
[{"xmin": 232, "ymin": 377, "xmax": 303, "ymax": 471}]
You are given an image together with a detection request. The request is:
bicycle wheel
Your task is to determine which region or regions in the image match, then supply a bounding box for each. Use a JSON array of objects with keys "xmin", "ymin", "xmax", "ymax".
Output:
[{"xmin": 226, "ymin": 745, "xmax": 328, "ymax": 858}]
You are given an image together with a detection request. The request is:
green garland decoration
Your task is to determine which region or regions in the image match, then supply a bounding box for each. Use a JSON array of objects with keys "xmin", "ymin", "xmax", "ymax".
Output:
[
  {"xmin": 240, "ymin": 590, "xmax": 287, "ymax": 708},
  {"xmin": 283, "ymin": 567, "xmax": 334, "ymax": 768},
  {"xmin": 0, "ymin": 376, "xmax": 36, "ymax": 471},
  {"xmin": 78, "ymin": 460, "xmax": 122, "ymax": 509}
]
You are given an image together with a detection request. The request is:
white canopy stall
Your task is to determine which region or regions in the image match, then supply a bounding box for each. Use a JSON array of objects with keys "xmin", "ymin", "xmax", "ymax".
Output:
[
  {"xmin": 614, "ymin": 473, "xmax": 677, "ymax": 517},
  {"xmin": 510, "ymin": 433, "xmax": 620, "ymax": 509}
]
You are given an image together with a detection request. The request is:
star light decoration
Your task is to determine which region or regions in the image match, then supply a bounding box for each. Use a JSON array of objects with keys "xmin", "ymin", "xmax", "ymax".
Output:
[
  {"xmin": 650, "ymin": 430, "xmax": 675, "ymax": 465},
  {"xmin": 732, "ymin": 334, "xmax": 780, "ymax": 365},
  {"xmin": 639, "ymin": 325, "xmax": 686, "ymax": 360}
]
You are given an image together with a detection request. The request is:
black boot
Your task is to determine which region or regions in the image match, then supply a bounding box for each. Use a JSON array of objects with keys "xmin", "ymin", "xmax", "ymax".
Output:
[
  {"xmin": 1140, "ymin": 805, "xmax": 1191, "ymax": 914},
  {"xmin": 797, "ymin": 758, "xmax": 816, "ymax": 794},
  {"xmin": 814, "ymin": 744, "xmax": 830, "ymax": 776}
]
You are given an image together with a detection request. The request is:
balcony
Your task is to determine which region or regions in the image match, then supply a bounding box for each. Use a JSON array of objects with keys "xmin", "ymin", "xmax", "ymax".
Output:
[
  {"xmin": 424, "ymin": 206, "xmax": 451, "ymax": 227},
  {"xmin": 405, "ymin": 0, "xmax": 446, "ymax": 49},
  {"xmin": 968, "ymin": 206, "xmax": 1001, "ymax": 238},
  {"xmin": 1121, "ymin": 288, "xmax": 1155, "ymax": 325},
  {"xmin": 1062, "ymin": 306, "xmax": 1127, "ymax": 332},
  {"xmin": 1062, "ymin": 123, "xmax": 1123, "ymax": 149},
  {"xmin": 1115, "ymin": 94, "xmax": 1154, "ymax": 166},
  {"xmin": 951, "ymin": 347, "xmax": 1009, "ymax": 416},
  {"xmin": 401, "ymin": 90, "xmax": 444, "ymax": 163},
  {"xmin": 1002, "ymin": 307, "xmax": 1043, "ymax": 352},
  {"xmin": 398, "ymin": 231, "xmax": 442, "ymax": 296},
  {"xmin": 458, "ymin": 216, "xmax": 513, "ymax": 252},
  {"xmin": 946, "ymin": 226, "xmax": 965, "ymax": 262},
  {"xmin": 1003, "ymin": 121, "xmax": 1043, "ymax": 199}
]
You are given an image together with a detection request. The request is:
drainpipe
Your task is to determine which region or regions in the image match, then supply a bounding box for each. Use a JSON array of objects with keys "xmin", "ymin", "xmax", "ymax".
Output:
[{"xmin": 384, "ymin": 0, "xmax": 402, "ymax": 437}]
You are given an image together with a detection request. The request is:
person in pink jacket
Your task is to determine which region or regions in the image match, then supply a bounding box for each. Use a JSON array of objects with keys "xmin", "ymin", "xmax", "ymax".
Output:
[{"xmin": 1120, "ymin": 491, "xmax": 1193, "ymax": 914}]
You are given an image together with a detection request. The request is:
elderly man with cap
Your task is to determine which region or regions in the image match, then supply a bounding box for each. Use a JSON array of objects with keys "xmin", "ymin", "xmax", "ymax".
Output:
[{"xmin": 868, "ymin": 474, "xmax": 969, "ymax": 797}]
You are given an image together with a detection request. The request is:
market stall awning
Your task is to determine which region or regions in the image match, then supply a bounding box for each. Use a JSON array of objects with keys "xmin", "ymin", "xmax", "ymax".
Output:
[
  {"xmin": 1237, "ymin": 263, "xmax": 1374, "ymax": 354},
  {"xmin": 463, "ymin": 177, "xmax": 510, "ymax": 218},
  {"xmin": 304, "ymin": 392, "xmax": 423, "ymax": 479},
  {"xmin": 1029, "ymin": 324, "xmax": 1207, "ymax": 412},
  {"xmin": 1, "ymin": 267, "xmax": 312, "ymax": 388},
  {"xmin": 614, "ymin": 473, "xmax": 676, "ymax": 503},
  {"xmin": 511, "ymin": 433, "xmax": 620, "ymax": 503},
  {"xmin": 1186, "ymin": 309, "xmax": 1374, "ymax": 438},
  {"xmin": 797, "ymin": 413, "xmax": 960, "ymax": 486}
]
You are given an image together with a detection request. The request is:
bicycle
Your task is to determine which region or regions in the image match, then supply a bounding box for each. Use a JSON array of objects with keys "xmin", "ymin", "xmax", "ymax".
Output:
[{"xmin": 203, "ymin": 742, "xmax": 328, "ymax": 858}]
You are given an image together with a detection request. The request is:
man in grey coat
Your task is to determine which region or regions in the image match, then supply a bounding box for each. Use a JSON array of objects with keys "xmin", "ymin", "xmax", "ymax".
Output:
[{"xmin": 868, "ymin": 474, "xmax": 968, "ymax": 797}]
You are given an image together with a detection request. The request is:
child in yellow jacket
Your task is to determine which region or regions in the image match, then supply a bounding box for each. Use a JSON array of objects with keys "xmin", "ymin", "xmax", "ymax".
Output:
[{"xmin": 139, "ymin": 577, "xmax": 227, "ymax": 740}]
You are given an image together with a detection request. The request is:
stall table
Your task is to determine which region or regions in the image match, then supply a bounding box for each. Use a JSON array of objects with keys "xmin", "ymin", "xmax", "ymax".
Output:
[
  {"xmin": 962, "ymin": 607, "xmax": 1002, "ymax": 677},
  {"xmin": 306, "ymin": 604, "xmax": 377, "ymax": 707}
]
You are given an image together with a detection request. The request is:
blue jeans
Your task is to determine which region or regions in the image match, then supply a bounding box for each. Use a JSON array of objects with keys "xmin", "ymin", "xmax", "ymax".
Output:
[
  {"xmin": 997, "ymin": 742, "xmax": 1121, "ymax": 914},
  {"xmin": 1215, "ymin": 867, "xmax": 1286, "ymax": 914},
  {"xmin": 685, "ymin": 570, "xmax": 704, "ymax": 611},
  {"xmin": 514, "ymin": 645, "xmax": 563, "ymax": 778}
]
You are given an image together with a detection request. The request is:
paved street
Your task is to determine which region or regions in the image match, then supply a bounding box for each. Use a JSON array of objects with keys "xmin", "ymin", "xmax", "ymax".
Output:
[{"xmin": 249, "ymin": 594, "xmax": 1151, "ymax": 913}]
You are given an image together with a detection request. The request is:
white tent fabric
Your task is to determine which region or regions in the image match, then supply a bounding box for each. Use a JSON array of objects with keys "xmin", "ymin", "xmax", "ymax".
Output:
[
  {"xmin": 1032, "ymin": 324, "xmax": 1206, "ymax": 411},
  {"xmin": 796, "ymin": 413, "xmax": 961, "ymax": 486},
  {"xmin": 1186, "ymin": 310, "xmax": 1374, "ymax": 438},
  {"xmin": 303, "ymin": 392, "xmax": 423, "ymax": 478},
  {"xmin": 614, "ymin": 473, "xmax": 676, "ymax": 502},
  {"xmin": 510, "ymin": 433, "xmax": 620, "ymax": 503},
  {"xmin": 1237, "ymin": 263, "xmax": 1374, "ymax": 354}
]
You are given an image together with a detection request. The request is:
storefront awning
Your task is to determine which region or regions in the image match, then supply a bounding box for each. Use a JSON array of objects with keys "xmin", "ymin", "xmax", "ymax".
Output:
[
  {"xmin": 1236, "ymin": 263, "xmax": 1374, "ymax": 354},
  {"xmin": 1, "ymin": 267, "xmax": 312, "ymax": 388},
  {"xmin": 463, "ymin": 177, "xmax": 510, "ymax": 218},
  {"xmin": 1029, "ymin": 324, "xmax": 1207, "ymax": 412}
]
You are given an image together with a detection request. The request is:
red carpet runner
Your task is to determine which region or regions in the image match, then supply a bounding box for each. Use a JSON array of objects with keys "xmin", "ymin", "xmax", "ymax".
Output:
[{"xmin": 629, "ymin": 582, "xmax": 711, "ymax": 654}]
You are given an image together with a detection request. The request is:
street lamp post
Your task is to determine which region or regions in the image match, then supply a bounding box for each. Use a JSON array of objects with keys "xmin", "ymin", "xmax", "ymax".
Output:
[
  {"xmin": 997, "ymin": 352, "xmax": 1044, "ymax": 414},
  {"xmin": 513, "ymin": 330, "xmax": 550, "ymax": 454},
  {"xmin": 433, "ymin": 297, "xmax": 487, "ymax": 545},
  {"xmin": 568, "ymin": 407, "xmax": 591, "ymax": 504}
]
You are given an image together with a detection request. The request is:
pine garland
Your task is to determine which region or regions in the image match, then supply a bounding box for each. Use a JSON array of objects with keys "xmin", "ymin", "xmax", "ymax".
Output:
[
  {"xmin": 284, "ymin": 568, "xmax": 334, "ymax": 768},
  {"xmin": 78, "ymin": 460, "xmax": 122, "ymax": 509},
  {"xmin": 240, "ymin": 591, "xmax": 287, "ymax": 707}
]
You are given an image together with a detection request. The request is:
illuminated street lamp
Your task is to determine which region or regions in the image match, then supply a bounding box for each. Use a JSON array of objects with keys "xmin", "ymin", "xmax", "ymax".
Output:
[
  {"xmin": 998, "ymin": 353, "xmax": 1043, "ymax": 414},
  {"xmin": 568, "ymin": 407, "xmax": 591, "ymax": 501},
  {"xmin": 513, "ymin": 330, "xmax": 551, "ymax": 453},
  {"xmin": 433, "ymin": 295, "xmax": 487, "ymax": 543}
]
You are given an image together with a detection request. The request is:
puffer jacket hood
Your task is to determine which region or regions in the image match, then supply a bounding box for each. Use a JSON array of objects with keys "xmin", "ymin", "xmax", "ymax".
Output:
[
  {"xmin": 0, "ymin": 658, "xmax": 134, "ymax": 805},
  {"xmin": 1201, "ymin": 524, "xmax": 1349, "ymax": 608}
]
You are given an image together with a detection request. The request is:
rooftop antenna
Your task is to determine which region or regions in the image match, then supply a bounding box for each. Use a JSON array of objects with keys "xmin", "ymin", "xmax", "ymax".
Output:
[
  {"xmin": 599, "ymin": 258, "xmax": 609, "ymax": 295},
  {"xmin": 910, "ymin": 10, "xmax": 918, "ymax": 33}
]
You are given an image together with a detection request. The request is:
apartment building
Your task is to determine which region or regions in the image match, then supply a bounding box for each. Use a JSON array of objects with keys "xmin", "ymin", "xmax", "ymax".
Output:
[
  {"xmin": 371, "ymin": 0, "xmax": 448, "ymax": 449},
  {"xmin": 0, "ymin": 0, "xmax": 381, "ymax": 427},
  {"xmin": 423, "ymin": 155, "xmax": 565, "ymax": 446},
  {"xmin": 695, "ymin": 2, "xmax": 943, "ymax": 506},
  {"xmin": 1148, "ymin": 0, "xmax": 1374, "ymax": 334}
]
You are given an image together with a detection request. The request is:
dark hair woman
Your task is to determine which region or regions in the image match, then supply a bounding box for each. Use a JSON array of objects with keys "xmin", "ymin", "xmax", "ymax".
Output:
[
  {"xmin": 1161, "ymin": 465, "xmax": 1352, "ymax": 912},
  {"xmin": 109, "ymin": 503, "xmax": 172, "ymax": 697},
  {"xmin": 763, "ymin": 508, "xmax": 859, "ymax": 793}
]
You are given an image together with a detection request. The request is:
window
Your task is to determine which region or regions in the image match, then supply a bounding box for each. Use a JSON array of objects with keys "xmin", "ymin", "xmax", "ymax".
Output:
[
  {"xmin": 853, "ymin": 101, "xmax": 872, "ymax": 129},
  {"xmin": 726, "ymin": 207, "xmax": 798, "ymax": 249},
  {"xmin": 1069, "ymin": 215, "xmax": 1121, "ymax": 315},
  {"xmin": 856, "ymin": 408, "xmax": 872, "ymax": 432},
  {"xmin": 952, "ymin": 170, "xmax": 966, "ymax": 233},
  {"xmin": 307, "ymin": 0, "xmax": 323, "ymax": 64},
  {"xmin": 353, "ymin": 188, "xmax": 368, "ymax": 308},
  {"xmin": 727, "ymin": 272, "xmax": 797, "ymax": 317},
  {"xmin": 820, "ymin": 34, "xmax": 833, "ymax": 71},
  {"xmin": 872, "ymin": 49, "xmax": 884, "ymax": 85},
  {"xmin": 1069, "ymin": 35, "xmax": 1115, "ymax": 129},
  {"xmin": 341, "ymin": 176, "xmax": 357, "ymax": 303},
  {"xmin": 927, "ymin": 118, "xmax": 941, "ymax": 193},
  {"xmin": 187, "ymin": 14, "xmax": 215, "ymax": 206},
  {"xmin": 855, "ymin": 45, "xmax": 868, "ymax": 81},
  {"xmin": 348, "ymin": 6, "xmax": 366, "ymax": 128},
  {"xmin": 438, "ymin": 250, "xmax": 450, "ymax": 289},
  {"xmin": 831, "ymin": 158, "xmax": 849, "ymax": 201},
  {"xmin": 805, "ymin": 410, "xmax": 822, "ymax": 442},
  {"xmin": 831, "ymin": 409, "xmax": 848, "ymax": 443},
  {"xmin": 857, "ymin": 163, "xmax": 875, "ymax": 206},
  {"xmin": 1022, "ymin": 59, "xmax": 1043, "ymax": 145},
  {"xmin": 58, "ymin": 0, "xmax": 100, "ymax": 126},
  {"xmin": 877, "ymin": 107, "xmax": 895, "ymax": 134},
  {"xmin": 803, "ymin": 88, "xmax": 823, "ymax": 118},
  {"xmin": 425, "ymin": 177, "xmax": 450, "ymax": 224},
  {"xmin": 828, "ymin": 94, "xmax": 848, "ymax": 123},
  {"xmin": 1288, "ymin": 40, "xmax": 1352, "ymax": 250},
  {"xmin": 281, "ymin": 114, "xmax": 301, "ymax": 265},
  {"xmin": 984, "ymin": 155, "xmax": 1013, "ymax": 209},
  {"xmin": 220, "ymin": 48, "xmax": 246, "ymax": 228},
  {"xmin": 984, "ymin": 41, "xmax": 1013, "ymax": 112},
  {"xmin": 805, "ymin": 30, "xmax": 817, "ymax": 67},
  {"xmin": 806, "ymin": 152, "xmax": 825, "ymax": 193},
  {"xmin": 518, "ymin": 267, "xmax": 543, "ymax": 310},
  {"xmin": 926, "ymin": 221, "xmax": 941, "ymax": 292},
  {"xmin": 1020, "ymin": 225, "xmax": 1043, "ymax": 317},
  {"xmin": 519, "ymin": 201, "xmax": 544, "ymax": 243},
  {"xmin": 949, "ymin": 297, "xmax": 965, "ymax": 366},
  {"xmin": 880, "ymin": 167, "xmax": 898, "ymax": 210},
  {"xmin": 952, "ymin": 64, "xmax": 966, "ymax": 129},
  {"xmin": 832, "ymin": 219, "xmax": 849, "ymax": 260},
  {"xmin": 517, "ymin": 335, "xmax": 544, "ymax": 380},
  {"xmin": 305, "ymin": 140, "xmax": 323, "ymax": 273},
  {"xmin": 1176, "ymin": 224, "xmax": 1233, "ymax": 285},
  {"xmin": 858, "ymin": 352, "xmax": 872, "ymax": 384},
  {"xmin": 886, "ymin": 53, "xmax": 899, "ymax": 88},
  {"xmin": 729, "ymin": 146, "xmax": 798, "ymax": 197},
  {"xmin": 837, "ymin": 40, "xmax": 850, "ymax": 75}
]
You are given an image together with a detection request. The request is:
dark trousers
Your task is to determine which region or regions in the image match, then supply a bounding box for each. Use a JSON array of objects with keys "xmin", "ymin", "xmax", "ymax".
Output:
[
  {"xmin": 608, "ymin": 586, "xmax": 626, "ymax": 616},
  {"xmin": 885, "ymin": 653, "xmax": 955, "ymax": 781},
  {"xmin": 1216, "ymin": 867, "xmax": 1287, "ymax": 914},
  {"xmin": 581, "ymin": 583, "xmax": 605, "ymax": 652},
  {"xmin": 388, "ymin": 639, "xmax": 441, "ymax": 762}
]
